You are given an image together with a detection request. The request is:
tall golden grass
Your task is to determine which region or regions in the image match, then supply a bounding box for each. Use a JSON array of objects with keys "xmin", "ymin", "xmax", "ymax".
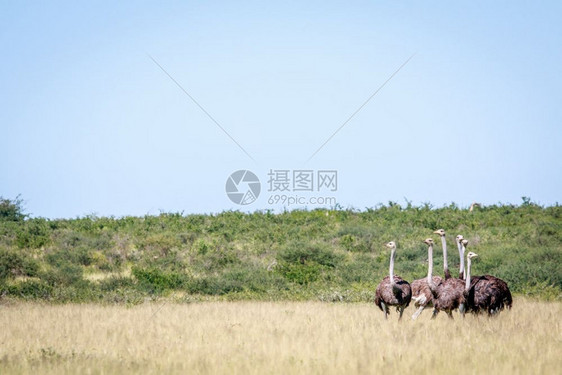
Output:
[{"xmin": 0, "ymin": 299, "xmax": 560, "ymax": 374}]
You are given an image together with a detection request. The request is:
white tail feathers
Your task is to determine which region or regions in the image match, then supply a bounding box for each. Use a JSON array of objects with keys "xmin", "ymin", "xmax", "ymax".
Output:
[{"xmin": 411, "ymin": 295, "xmax": 427, "ymax": 304}]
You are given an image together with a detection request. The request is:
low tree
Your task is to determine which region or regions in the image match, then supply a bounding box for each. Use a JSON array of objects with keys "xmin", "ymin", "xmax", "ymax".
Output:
[{"xmin": 0, "ymin": 195, "xmax": 27, "ymax": 221}]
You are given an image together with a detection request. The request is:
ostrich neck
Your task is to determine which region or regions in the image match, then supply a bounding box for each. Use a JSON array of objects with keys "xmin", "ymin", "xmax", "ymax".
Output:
[
  {"xmin": 460, "ymin": 244, "xmax": 467, "ymax": 279},
  {"xmin": 441, "ymin": 236, "xmax": 450, "ymax": 277},
  {"xmin": 458, "ymin": 242, "xmax": 466, "ymax": 279},
  {"xmin": 389, "ymin": 248, "xmax": 396, "ymax": 286},
  {"xmin": 427, "ymin": 244, "xmax": 435, "ymax": 289},
  {"xmin": 465, "ymin": 257, "xmax": 472, "ymax": 292}
]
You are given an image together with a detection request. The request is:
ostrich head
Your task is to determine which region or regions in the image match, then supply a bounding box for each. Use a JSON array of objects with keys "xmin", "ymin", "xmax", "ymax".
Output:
[
  {"xmin": 467, "ymin": 251, "xmax": 478, "ymax": 259},
  {"xmin": 423, "ymin": 238, "xmax": 434, "ymax": 246},
  {"xmin": 461, "ymin": 239, "xmax": 469, "ymax": 247},
  {"xmin": 385, "ymin": 241, "xmax": 396, "ymax": 249},
  {"xmin": 433, "ymin": 229, "xmax": 446, "ymax": 237},
  {"xmin": 456, "ymin": 234, "xmax": 464, "ymax": 243}
]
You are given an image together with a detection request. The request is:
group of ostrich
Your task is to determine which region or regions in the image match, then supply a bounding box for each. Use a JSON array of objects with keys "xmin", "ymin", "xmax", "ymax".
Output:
[{"xmin": 374, "ymin": 229, "xmax": 512, "ymax": 320}]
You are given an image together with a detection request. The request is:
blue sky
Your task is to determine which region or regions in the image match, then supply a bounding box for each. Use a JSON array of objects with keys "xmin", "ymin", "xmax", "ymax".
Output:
[{"xmin": 1, "ymin": 1, "xmax": 561, "ymax": 218}]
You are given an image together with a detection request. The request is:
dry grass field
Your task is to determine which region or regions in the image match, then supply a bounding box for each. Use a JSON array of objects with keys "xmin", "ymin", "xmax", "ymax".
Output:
[{"xmin": 1, "ymin": 299, "xmax": 560, "ymax": 375}]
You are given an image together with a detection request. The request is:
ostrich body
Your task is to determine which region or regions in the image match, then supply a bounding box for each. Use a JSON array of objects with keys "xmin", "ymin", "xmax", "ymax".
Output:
[
  {"xmin": 410, "ymin": 277, "xmax": 443, "ymax": 319},
  {"xmin": 411, "ymin": 238, "xmax": 442, "ymax": 320},
  {"xmin": 462, "ymin": 239, "xmax": 513, "ymax": 315},
  {"xmin": 433, "ymin": 277, "xmax": 466, "ymax": 318},
  {"xmin": 468, "ymin": 276, "xmax": 512, "ymax": 314},
  {"xmin": 374, "ymin": 242, "xmax": 412, "ymax": 320}
]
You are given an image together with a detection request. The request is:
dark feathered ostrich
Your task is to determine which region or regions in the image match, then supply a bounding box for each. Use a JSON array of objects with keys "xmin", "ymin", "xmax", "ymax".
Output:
[
  {"xmin": 426, "ymin": 234, "xmax": 466, "ymax": 319},
  {"xmin": 410, "ymin": 238, "xmax": 442, "ymax": 320},
  {"xmin": 374, "ymin": 241, "xmax": 412, "ymax": 320},
  {"xmin": 462, "ymin": 239, "xmax": 513, "ymax": 315}
]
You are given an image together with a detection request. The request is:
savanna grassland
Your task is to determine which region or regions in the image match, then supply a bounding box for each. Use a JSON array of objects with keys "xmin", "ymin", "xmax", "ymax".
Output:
[
  {"xmin": 1, "ymin": 198, "xmax": 561, "ymax": 374},
  {"xmin": 1, "ymin": 299, "xmax": 560, "ymax": 375}
]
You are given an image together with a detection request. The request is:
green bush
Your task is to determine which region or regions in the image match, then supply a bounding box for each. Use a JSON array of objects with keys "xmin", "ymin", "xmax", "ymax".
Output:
[
  {"xmin": 137, "ymin": 232, "xmax": 181, "ymax": 256},
  {"xmin": 337, "ymin": 224, "xmax": 378, "ymax": 253},
  {"xmin": 6, "ymin": 279, "xmax": 53, "ymax": 299},
  {"xmin": 278, "ymin": 242, "xmax": 342, "ymax": 267},
  {"xmin": 41, "ymin": 263, "xmax": 85, "ymax": 286},
  {"xmin": 187, "ymin": 275, "xmax": 244, "ymax": 295},
  {"xmin": 338, "ymin": 253, "xmax": 382, "ymax": 284},
  {"xmin": 0, "ymin": 249, "xmax": 39, "ymax": 280},
  {"xmin": 278, "ymin": 262, "xmax": 325, "ymax": 285},
  {"xmin": 191, "ymin": 241, "xmax": 240, "ymax": 271},
  {"xmin": 131, "ymin": 266, "xmax": 187, "ymax": 293},
  {"xmin": 15, "ymin": 219, "xmax": 51, "ymax": 248},
  {"xmin": 46, "ymin": 248, "xmax": 93, "ymax": 267},
  {"xmin": 98, "ymin": 276, "xmax": 136, "ymax": 292}
]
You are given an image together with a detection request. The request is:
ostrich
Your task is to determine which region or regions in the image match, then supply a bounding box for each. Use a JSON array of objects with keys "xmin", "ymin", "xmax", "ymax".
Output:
[
  {"xmin": 374, "ymin": 241, "xmax": 412, "ymax": 320},
  {"xmin": 419, "ymin": 238, "xmax": 464, "ymax": 319},
  {"xmin": 456, "ymin": 234, "xmax": 465, "ymax": 279},
  {"xmin": 462, "ymin": 239, "xmax": 513, "ymax": 315},
  {"xmin": 411, "ymin": 239, "xmax": 442, "ymax": 320},
  {"xmin": 428, "ymin": 234, "xmax": 466, "ymax": 319},
  {"xmin": 433, "ymin": 229, "xmax": 451, "ymax": 279}
]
